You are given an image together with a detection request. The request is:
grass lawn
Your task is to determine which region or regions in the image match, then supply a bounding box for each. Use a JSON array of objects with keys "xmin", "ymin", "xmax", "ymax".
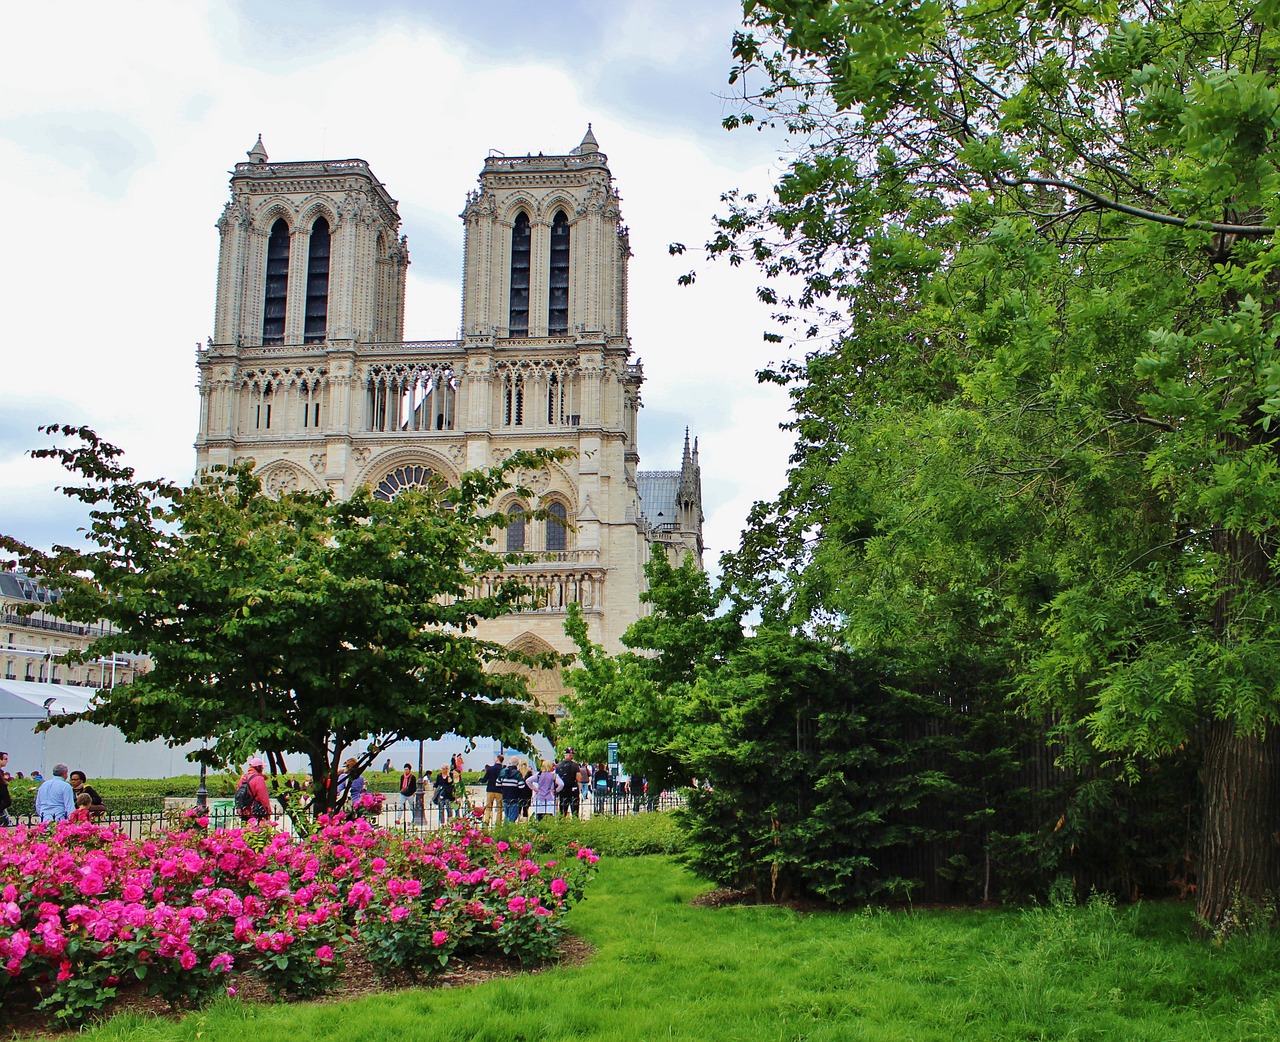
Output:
[{"xmin": 34, "ymin": 855, "xmax": 1280, "ymax": 1042}]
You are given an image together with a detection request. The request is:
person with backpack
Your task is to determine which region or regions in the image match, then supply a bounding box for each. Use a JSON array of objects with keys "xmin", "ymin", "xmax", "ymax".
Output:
[
  {"xmin": 499, "ymin": 758, "xmax": 526, "ymax": 823},
  {"xmin": 556, "ymin": 749, "xmax": 582, "ymax": 818},
  {"xmin": 236, "ymin": 756, "xmax": 271, "ymax": 821}
]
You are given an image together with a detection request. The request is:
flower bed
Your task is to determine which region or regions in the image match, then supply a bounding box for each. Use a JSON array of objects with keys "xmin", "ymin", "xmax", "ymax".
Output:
[{"xmin": 0, "ymin": 815, "xmax": 598, "ymax": 1027}]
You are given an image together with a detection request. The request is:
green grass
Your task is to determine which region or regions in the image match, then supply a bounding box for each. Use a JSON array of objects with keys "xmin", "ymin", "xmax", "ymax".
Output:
[
  {"xmin": 490, "ymin": 809, "xmax": 685, "ymax": 857},
  {"xmin": 27, "ymin": 857, "xmax": 1280, "ymax": 1042}
]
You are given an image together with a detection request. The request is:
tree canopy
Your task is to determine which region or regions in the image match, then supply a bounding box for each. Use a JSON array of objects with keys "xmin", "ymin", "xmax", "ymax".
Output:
[
  {"xmin": 675, "ymin": 0, "xmax": 1280, "ymax": 928},
  {"xmin": 559, "ymin": 552, "xmax": 743, "ymax": 789},
  {"xmin": 0, "ymin": 425, "xmax": 566, "ymax": 812}
]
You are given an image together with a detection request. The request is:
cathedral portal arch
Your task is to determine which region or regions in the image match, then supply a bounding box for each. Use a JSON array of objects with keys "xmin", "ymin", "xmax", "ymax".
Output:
[{"xmin": 490, "ymin": 631, "xmax": 566, "ymax": 715}]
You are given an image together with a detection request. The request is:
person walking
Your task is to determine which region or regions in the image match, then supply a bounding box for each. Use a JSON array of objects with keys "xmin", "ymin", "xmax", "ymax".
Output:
[
  {"xmin": 35, "ymin": 763, "xmax": 76, "ymax": 822},
  {"xmin": 499, "ymin": 758, "xmax": 526, "ymax": 823},
  {"xmin": 432, "ymin": 765, "xmax": 456, "ymax": 826},
  {"xmin": 398, "ymin": 762, "xmax": 417, "ymax": 820},
  {"xmin": 237, "ymin": 756, "xmax": 272, "ymax": 821},
  {"xmin": 481, "ymin": 754, "xmax": 505, "ymax": 826},
  {"xmin": 518, "ymin": 759, "xmax": 533, "ymax": 819},
  {"xmin": 528, "ymin": 759, "xmax": 564, "ymax": 820},
  {"xmin": 0, "ymin": 751, "xmax": 12, "ymax": 826},
  {"xmin": 593, "ymin": 761, "xmax": 611, "ymax": 814},
  {"xmin": 337, "ymin": 758, "xmax": 366, "ymax": 805},
  {"xmin": 556, "ymin": 749, "xmax": 582, "ymax": 818}
]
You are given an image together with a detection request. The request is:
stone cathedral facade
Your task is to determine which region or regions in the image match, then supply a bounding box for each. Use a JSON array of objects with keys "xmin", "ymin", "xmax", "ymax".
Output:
[{"xmin": 194, "ymin": 129, "xmax": 704, "ymax": 713}]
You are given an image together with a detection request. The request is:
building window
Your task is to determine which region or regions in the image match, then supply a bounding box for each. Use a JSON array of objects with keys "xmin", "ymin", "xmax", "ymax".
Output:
[
  {"xmin": 546, "ymin": 501, "xmax": 567, "ymax": 552},
  {"xmin": 509, "ymin": 211, "xmax": 531, "ymax": 337},
  {"xmin": 506, "ymin": 504, "xmax": 526, "ymax": 552},
  {"xmin": 304, "ymin": 217, "xmax": 330, "ymax": 343},
  {"xmin": 255, "ymin": 387, "xmax": 273, "ymax": 429},
  {"xmin": 503, "ymin": 370, "xmax": 524, "ymax": 426},
  {"xmin": 548, "ymin": 372, "xmax": 571, "ymax": 425},
  {"xmin": 373, "ymin": 465, "xmax": 436, "ymax": 502},
  {"xmin": 262, "ymin": 218, "xmax": 290, "ymax": 344},
  {"xmin": 548, "ymin": 210, "xmax": 569, "ymax": 336},
  {"xmin": 301, "ymin": 380, "xmax": 322, "ymax": 429}
]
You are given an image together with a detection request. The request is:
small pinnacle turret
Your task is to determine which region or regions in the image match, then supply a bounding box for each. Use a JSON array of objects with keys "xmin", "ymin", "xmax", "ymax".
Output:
[
  {"xmin": 247, "ymin": 135, "xmax": 268, "ymax": 164},
  {"xmin": 575, "ymin": 123, "xmax": 600, "ymax": 155}
]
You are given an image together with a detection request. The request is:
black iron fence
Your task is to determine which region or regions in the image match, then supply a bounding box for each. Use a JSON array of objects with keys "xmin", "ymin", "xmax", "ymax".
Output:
[{"xmin": 1, "ymin": 788, "xmax": 686, "ymax": 836}]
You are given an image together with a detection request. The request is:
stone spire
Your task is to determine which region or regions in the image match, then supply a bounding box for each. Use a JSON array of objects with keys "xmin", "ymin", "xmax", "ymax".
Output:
[
  {"xmin": 574, "ymin": 123, "xmax": 600, "ymax": 155},
  {"xmin": 247, "ymin": 134, "xmax": 268, "ymax": 164}
]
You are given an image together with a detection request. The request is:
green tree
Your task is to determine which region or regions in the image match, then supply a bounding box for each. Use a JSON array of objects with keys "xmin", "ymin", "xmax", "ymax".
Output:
[
  {"xmin": 681, "ymin": 0, "xmax": 1280, "ymax": 928},
  {"xmin": 0, "ymin": 425, "xmax": 565, "ymax": 813},
  {"xmin": 560, "ymin": 552, "xmax": 743, "ymax": 788}
]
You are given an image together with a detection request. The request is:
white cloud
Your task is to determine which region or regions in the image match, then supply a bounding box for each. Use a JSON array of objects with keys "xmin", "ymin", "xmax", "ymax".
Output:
[{"xmin": 0, "ymin": 0, "xmax": 795, "ymax": 570}]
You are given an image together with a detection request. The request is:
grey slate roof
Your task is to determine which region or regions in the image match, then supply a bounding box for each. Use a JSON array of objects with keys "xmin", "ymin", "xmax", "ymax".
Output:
[
  {"xmin": 0, "ymin": 571, "xmax": 62, "ymax": 606},
  {"xmin": 637, "ymin": 471, "xmax": 680, "ymax": 531}
]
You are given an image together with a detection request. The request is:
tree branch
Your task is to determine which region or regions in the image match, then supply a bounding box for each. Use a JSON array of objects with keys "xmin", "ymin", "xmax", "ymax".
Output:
[{"xmin": 995, "ymin": 173, "xmax": 1276, "ymax": 236}]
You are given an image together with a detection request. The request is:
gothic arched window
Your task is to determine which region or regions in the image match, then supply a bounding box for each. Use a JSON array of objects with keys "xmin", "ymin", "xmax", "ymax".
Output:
[
  {"xmin": 506, "ymin": 504, "xmax": 526, "ymax": 552},
  {"xmin": 304, "ymin": 217, "xmax": 330, "ymax": 343},
  {"xmin": 509, "ymin": 211, "xmax": 531, "ymax": 337},
  {"xmin": 548, "ymin": 209, "xmax": 570, "ymax": 336},
  {"xmin": 262, "ymin": 218, "xmax": 290, "ymax": 344},
  {"xmin": 503, "ymin": 370, "xmax": 524, "ymax": 426},
  {"xmin": 546, "ymin": 501, "xmax": 568, "ymax": 552}
]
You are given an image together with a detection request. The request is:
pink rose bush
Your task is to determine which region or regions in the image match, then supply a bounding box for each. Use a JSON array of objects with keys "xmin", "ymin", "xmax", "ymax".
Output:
[{"xmin": 0, "ymin": 816, "xmax": 598, "ymax": 1026}]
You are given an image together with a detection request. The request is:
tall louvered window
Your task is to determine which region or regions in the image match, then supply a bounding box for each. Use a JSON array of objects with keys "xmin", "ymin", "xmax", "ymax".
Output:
[
  {"xmin": 262, "ymin": 219, "xmax": 290, "ymax": 344},
  {"xmin": 304, "ymin": 217, "xmax": 330, "ymax": 343},
  {"xmin": 506, "ymin": 504, "xmax": 526, "ymax": 552},
  {"xmin": 509, "ymin": 211, "xmax": 531, "ymax": 336},
  {"xmin": 546, "ymin": 501, "xmax": 567, "ymax": 552},
  {"xmin": 548, "ymin": 210, "xmax": 569, "ymax": 335}
]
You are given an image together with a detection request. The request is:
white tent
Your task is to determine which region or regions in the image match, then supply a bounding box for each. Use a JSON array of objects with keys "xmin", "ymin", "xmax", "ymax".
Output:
[
  {"xmin": 0, "ymin": 679, "xmax": 559, "ymax": 780},
  {"xmin": 0, "ymin": 679, "xmax": 205, "ymax": 779}
]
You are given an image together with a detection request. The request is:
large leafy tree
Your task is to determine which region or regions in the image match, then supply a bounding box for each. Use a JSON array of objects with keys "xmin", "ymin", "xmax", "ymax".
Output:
[
  {"xmin": 682, "ymin": 0, "xmax": 1280, "ymax": 927},
  {"xmin": 559, "ymin": 552, "xmax": 743, "ymax": 788},
  {"xmin": 0, "ymin": 426, "xmax": 564, "ymax": 812}
]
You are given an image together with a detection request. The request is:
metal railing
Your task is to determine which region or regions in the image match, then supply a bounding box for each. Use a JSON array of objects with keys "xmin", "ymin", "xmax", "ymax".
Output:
[{"xmin": 2, "ymin": 790, "xmax": 687, "ymax": 836}]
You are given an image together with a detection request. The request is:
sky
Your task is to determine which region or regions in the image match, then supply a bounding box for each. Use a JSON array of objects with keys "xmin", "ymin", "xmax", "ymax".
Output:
[{"xmin": 0, "ymin": 0, "xmax": 796, "ymax": 573}]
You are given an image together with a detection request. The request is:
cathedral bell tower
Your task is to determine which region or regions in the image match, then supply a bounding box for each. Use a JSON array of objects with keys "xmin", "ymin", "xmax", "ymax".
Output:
[{"xmin": 197, "ymin": 136, "xmax": 409, "ymax": 476}]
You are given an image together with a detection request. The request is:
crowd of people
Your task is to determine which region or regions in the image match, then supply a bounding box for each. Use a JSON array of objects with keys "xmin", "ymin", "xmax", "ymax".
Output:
[{"xmin": 0, "ymin": 747, "xmax": 657, "ymax": 828}]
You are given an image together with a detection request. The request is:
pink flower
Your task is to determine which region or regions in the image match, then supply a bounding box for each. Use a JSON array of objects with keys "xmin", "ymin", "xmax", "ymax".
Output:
[
  {"xmin": 550, "ymin": 878, "xmax": 568, "ymax": 897},
  {"xmin": 316, "ymin": 945, "xmax": 335, "ymax": 963},
  {"xmin": 180, "ymin": 949, "xmax": 198, "ymax": 970},
  {"xmin": 210, "ymin": 953, "xmax": 234, "ymax": 973},
  {"xmin": 432, "ymin": 930, "xmax": 449, "ymax": 947},
  {"xmin": 507, "ymin": 895, "xmax": 527, "ymax": 915},
  {"xmin": 227, "ymin": 986, "xmax": 237, "ymax": 997}
]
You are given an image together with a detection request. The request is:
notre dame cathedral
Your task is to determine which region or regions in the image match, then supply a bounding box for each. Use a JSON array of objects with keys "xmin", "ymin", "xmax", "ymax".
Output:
[{"xmin": 194, "ymin": 128, "xmax": 704, "ymax": 713}]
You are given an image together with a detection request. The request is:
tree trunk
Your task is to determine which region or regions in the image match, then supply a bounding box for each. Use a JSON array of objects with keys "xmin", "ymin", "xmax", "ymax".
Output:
[{"xmin": 1196, "ymin": 719, "xmax": 1280, "ymax": 931}]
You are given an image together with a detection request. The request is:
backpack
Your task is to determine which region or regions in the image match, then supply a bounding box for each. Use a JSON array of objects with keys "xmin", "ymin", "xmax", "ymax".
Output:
[
  {"xmin": 234, "ymin": 775, "xmax": 266, "ymax": 818},
  {"xmin": 556, "ymin": 760, "xmax": 579, "ymax": 789},
  {"xmin": 234, "ymin": 777, "xmax": 252, "ymax": 813}
]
